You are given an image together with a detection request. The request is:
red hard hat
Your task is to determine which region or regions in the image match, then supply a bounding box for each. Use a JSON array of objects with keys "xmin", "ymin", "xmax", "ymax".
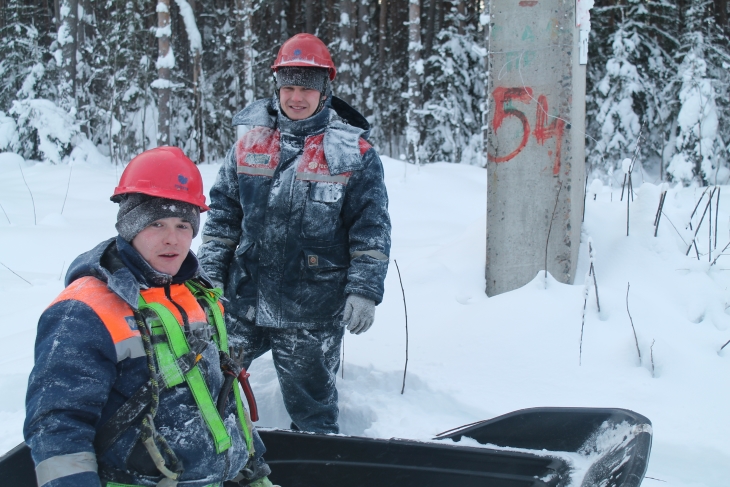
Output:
[
  {"xmin": 111, "ymin": 146, "xmax": 209, "ymax": 212},
  {"xmin": 271, "ymin": 33, "xmax": 336, "ymax": 81}
]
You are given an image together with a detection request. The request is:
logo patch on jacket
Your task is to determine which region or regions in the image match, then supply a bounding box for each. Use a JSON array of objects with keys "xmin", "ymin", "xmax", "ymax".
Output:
[
  {"xmin": 236, "ymin": 127, "xmax": 280, "ymax": 177},
  {"xmin": 246, "ymin": 153, "xmax": 271, "ymax": 165},
  {"xmin": 307, "ymin": 255, "xmax": 319, "ymax": 267},
  {"xmin": 296, "ymin": 134, "xmax": 352, "ymax": 184}
]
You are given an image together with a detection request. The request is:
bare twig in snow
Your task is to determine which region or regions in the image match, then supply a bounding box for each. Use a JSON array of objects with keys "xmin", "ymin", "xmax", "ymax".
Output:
[
  {"xmin": 720, "ymin": 338, "xmax": 730, "ymax": 351},
  {"xmin": 588, "ymin": 242, "xmax": 601, "ymax": 312},
  {"xmin": 654, "ymin": 191, "xmax": 666, "ymax": 237},
  {"xmin": 686, "ymin": 194, "xmax": 713, "ymax": 258},
  {"xmin": 688, "ymin": 187, "xmax": 709, "ymax": 230},
  {"xmin": 394, "ymin": 259, "xmax": 409, "ymax": 394},
  {"xmin": 61, "ymin": 165, "xmax": 73, "ymax": 215},
  {"xmin": 626, "ymin": 283, "xmax": 641, "ymax": 363},
  {"xmin": 580, "ymin": 276, "xmax": 589, "ymax": 366},
  {"xmin": 710, "ymin": 241, "xmax": 730, "ymax": 266},
  {"xmin": 715, "ymin": 187, "xmax": 721, "ymax": 249},
  {"xmin": 650, "ymin": 339, "xmax": 656, "ymax": 378},
  {"xmin": 18, "ymin": 163, "xmax": 36, "ymax": 225},
  {"xmin": 59, "ymin": 260, "xmax": 65, "ymax": 281},
  {"xmin": 544, "ymin": 181, "xmax": 563, "ymax": 280},
  {"xmin": 0, "ymin": 201, "xmax": 10, "ymax": 224},
  {"xmin": 0, "ymin": 261, "xmax": 32, "ymax": 285}
]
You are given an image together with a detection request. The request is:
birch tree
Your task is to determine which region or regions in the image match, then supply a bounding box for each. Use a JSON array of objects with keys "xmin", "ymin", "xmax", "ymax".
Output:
[
  {"xmin": 406, "ymin": 0, "xmax": 422, "ymax": 164},
  {"xmin": 154, "ymin": 0, "xmax": 173, "ymax": 146}
]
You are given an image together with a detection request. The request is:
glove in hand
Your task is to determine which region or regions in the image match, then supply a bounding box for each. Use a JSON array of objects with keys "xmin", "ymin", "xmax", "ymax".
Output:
[{"xmin": 343, "ymin": 294, "xmax": 376, "ymax": 334}]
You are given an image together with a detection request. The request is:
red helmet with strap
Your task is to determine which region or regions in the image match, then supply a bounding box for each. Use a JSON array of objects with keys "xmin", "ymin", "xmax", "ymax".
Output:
[
  {"xmin": 111, "ymin": 146, "xmax": 209, "ymax": 212},
  {"xmin": 271, "ymin": 33, "xmax": 336, "ymax": 81}
]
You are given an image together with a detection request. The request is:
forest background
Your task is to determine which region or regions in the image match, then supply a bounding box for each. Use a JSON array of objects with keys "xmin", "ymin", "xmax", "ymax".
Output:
[{"xmin": 1, "ymin": 0, "xmax": 729, "ymax": 186}]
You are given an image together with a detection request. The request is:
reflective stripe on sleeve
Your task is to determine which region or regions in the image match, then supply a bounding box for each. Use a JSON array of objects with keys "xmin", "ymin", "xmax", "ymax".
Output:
[
  {"xmin": 201, "ymin": 235, "xmax": 237, "ymax": 248},
  {"xmin": 114, "ymin": 336, "xmax": 145, "ymax": 361},
  {"xmin": 35, "ymin": 451, "xmax": 98, "ymax": 486},
  {"xmin": 350, "ymin": 250, "xmax": 389, "ymax": 261},
  {"xmin": 237, "ymin": 166, "xmax": 276, "ymax": 177}
]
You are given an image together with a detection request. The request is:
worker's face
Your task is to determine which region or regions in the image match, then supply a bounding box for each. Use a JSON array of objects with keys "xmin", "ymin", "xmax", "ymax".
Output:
[
  {"xmin": 132, "ymin": 217, "xmax": 193, "ymax": 276},
  {"xmin": 279, "ymin": 85, "xmax": 324, "ymax": 120}
]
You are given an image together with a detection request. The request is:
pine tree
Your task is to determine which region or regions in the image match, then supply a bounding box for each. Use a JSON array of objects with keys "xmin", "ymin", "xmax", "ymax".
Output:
[
  {"xmin": 667, "ymin": 0, "xmax": 727, "ymax": 185},
  {"xmin": 420, "ymin": 1, "xmax": 485, "ymax": 165},
  {"xmin": 586, "ymin": 0, "xmax": 674, "ymax": 180}
]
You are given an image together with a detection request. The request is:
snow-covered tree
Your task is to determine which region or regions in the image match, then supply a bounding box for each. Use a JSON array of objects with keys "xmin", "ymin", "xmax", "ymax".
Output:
[
  {"xmin": 586, "ymin": 0, "xmax": 673, "ymax": 180},
  {"xmin": 667, "ymin": 0, "xmax": 729, "ymax": 185},
  {"xmin": 420, "ymin": 1, "xmax": 485, "ymax": 166}
]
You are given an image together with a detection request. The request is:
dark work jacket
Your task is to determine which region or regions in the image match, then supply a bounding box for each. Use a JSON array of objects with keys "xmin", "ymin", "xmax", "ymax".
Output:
[
  {"xmin": 24, "ymin": 237, "xmax": 268, "ymax": 487},
  {"xmin": 198, "ymin": 96, "xmax": 391, "ymax": 335}
]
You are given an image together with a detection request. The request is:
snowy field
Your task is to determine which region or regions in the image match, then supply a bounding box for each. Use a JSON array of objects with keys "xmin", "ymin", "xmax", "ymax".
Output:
[{"xmin": 0, "ymin": 149, "xmax": 729, "ymax": 486}]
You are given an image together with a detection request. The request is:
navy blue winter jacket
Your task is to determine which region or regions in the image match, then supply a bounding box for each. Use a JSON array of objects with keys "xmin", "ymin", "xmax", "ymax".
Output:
[
  {"xmin": 24, "ymin": 237, "xmax": 268, "ymax": 487},
  {"xmin": 198, "ymin": 96, "xmax": 391, "ymax": 333}
]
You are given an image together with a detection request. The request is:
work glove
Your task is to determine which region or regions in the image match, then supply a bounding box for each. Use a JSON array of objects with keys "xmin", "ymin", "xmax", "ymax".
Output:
[{"xmin": 343, "ymin": 294, "xmax": 376, "ymax": 334}]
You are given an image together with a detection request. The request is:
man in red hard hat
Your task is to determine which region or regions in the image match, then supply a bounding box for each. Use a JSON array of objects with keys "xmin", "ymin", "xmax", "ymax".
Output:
[
  {"xmin": 198, "ymin": 34, "xmax": 392, "ymax": 434},
  {"xmin": 24, "ymin": 147, "xmax": 276, "ymax": 487}
]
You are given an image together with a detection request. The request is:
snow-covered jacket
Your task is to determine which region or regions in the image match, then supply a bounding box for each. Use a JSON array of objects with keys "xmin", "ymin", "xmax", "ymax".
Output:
[
  {"xmin": 198, "ymin": 96, "xmax": 391, "ymax": 332},
  {"xmin": 24, "ymin": 237, "xmax": 268, "ymax": 487}
]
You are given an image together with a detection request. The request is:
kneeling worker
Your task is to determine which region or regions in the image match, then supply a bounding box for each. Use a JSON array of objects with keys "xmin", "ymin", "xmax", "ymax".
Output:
[{"xmin": 24, "ymin": 147, "xmax": 276, "ymax": 487}]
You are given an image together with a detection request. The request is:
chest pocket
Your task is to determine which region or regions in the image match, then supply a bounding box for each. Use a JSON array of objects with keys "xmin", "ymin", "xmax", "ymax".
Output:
[{"xmin": 302, "ymin": 182, "xmax": 345, "ymax": 239}]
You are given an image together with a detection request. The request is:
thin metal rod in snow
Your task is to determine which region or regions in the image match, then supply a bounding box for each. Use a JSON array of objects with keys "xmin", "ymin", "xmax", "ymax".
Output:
[
  {"xmin": 394, "ymin": 259, "xmax": 409, "ymax": 394},
  {"xmin": 61, "ymin": 165, "xmax": 73, "ymax": 215},
  {"xmin": 544, "ymin": 181, "xmax": 563, "ymax": 280},
  {"xmin": 626, "ymin": 283, "xmax": 641, "ymax": 363},
  {"xmin": 654, "ymin": 191, "xmax": 667, "ymax": 237},
  {"xmin": 0, "ymin": 261, "xmax": 32, "ymax": 285},
  {"xmin": 18, "ymin": 163, "xmax": 36, "ymax": 225}
]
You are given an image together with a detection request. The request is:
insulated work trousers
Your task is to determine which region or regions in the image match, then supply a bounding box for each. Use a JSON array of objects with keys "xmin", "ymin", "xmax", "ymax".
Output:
[{"xmin": 234, "ymin": 319, "xmax": 345, "ymax": 434}]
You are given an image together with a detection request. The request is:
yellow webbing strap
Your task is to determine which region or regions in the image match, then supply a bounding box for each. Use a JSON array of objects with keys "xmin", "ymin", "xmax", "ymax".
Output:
[
  {"xmin": 138, "ymin": 298, "xmax": 232, "ymax": 454},
  {"xmin": 185, "ymin": 281, "xmax": 255, "ymax": 455}
]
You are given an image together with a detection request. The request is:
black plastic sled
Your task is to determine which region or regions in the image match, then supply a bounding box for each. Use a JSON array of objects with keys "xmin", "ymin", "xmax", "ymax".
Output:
[{"xmin": 0, "ymin": 407, "xmax": 652, "ymax": 487}]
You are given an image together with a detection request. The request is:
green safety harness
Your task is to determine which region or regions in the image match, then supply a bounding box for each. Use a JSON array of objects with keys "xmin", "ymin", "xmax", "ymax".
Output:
[{"xmin": 96, "ymin": 281, "xmax": 255, "ymax": 487}]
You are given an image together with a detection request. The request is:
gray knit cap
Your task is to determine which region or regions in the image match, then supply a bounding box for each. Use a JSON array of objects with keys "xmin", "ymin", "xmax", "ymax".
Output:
[
  {"xmin": 275, "ymin": 66, "xmax": 329, "ymax": 93},
  {"xmin": 116, "ymin": 193, "xmax": 200, "ymax": 242}
]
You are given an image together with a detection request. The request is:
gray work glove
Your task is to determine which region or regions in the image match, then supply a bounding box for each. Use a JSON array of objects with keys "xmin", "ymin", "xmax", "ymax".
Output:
[{"xmin": 343, "ymin": 294, "xmax": 376, "ymax": 334}]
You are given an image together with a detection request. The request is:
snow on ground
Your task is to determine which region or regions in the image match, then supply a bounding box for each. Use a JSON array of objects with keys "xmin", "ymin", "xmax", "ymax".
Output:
[{"xmin": 0, "ymin": 152, "xmax": 729, "ymax": 486}]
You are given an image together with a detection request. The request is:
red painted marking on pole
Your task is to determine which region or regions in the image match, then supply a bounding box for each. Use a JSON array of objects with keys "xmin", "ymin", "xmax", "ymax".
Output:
[
  {"xmin": 533, "ymin": 95, "xmax": 565, "ymax": 175},
  {"xmin": 519, "ymin": 1, "xmax": 538, "ymax": 6},
  {"xmin": 488, "ymin": 87, "xmax": 533, "ymax": 163}
]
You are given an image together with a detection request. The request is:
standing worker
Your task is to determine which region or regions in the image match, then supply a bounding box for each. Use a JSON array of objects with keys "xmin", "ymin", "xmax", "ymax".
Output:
[
  {"xmin": 24, "ymin": 147, "xmax": 275, "ymax": 487},
  {"xmin": 198, "ymin": 33, "xmax": 391, "ymax": 434}
]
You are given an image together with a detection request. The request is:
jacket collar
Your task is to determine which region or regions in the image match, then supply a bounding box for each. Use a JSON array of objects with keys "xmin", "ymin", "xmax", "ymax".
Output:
[{"xmin": 65, "ymin": 236, "xmax": 211, "ymax": 309}]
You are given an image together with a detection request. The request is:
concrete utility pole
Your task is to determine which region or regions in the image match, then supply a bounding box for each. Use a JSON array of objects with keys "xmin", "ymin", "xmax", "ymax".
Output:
[{"xmin": 485, "ymin": 0, "xmax": 586, "ymax": 296}]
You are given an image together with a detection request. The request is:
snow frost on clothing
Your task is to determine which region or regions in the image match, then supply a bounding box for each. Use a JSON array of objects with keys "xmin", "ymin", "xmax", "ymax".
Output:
[
  {"xmin": 198, "ymin": 96, "xmax": 391, "ymax": 337},
  {"xmin": 24, "ymin": 237, "xmax": 269, "ymax": 487}
]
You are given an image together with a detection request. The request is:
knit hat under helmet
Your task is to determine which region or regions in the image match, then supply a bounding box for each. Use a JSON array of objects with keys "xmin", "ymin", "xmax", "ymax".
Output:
[
  {"xmin": 275, "ymin": 66, "xmax": 329, "ymax": 93},
  {"xmin": 116, "ymin": 193, "xmax": 200, "ymax": 243}
]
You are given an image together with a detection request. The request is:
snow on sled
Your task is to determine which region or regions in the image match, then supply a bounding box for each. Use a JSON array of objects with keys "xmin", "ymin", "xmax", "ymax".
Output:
[{"xmin": 0, "ymin": 407, "xmax": 651, "ymax": 487}]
